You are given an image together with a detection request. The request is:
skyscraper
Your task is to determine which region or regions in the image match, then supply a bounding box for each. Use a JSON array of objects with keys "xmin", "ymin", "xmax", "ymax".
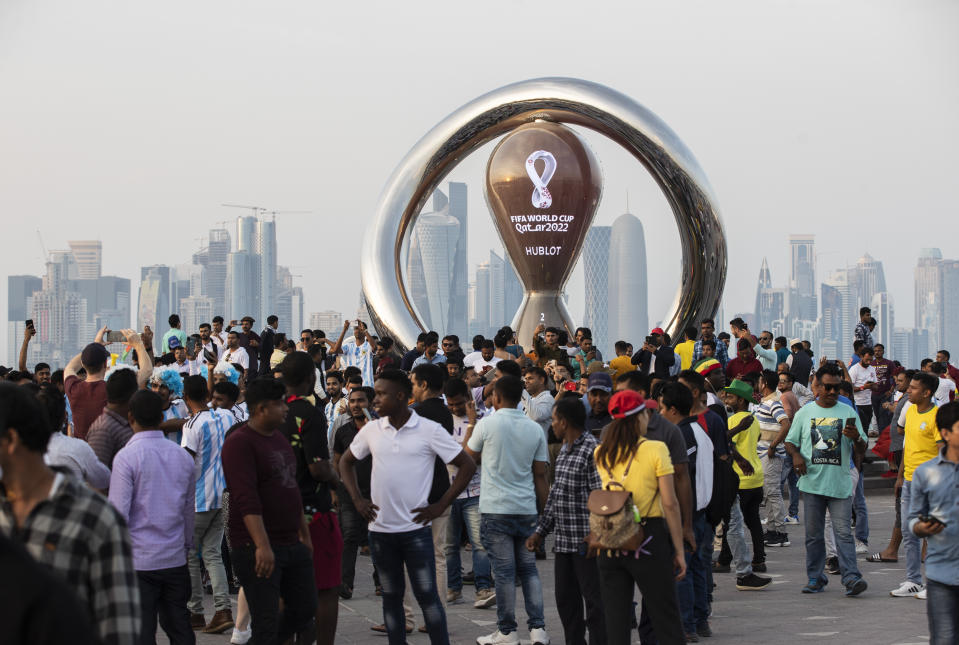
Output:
[
  {"xmin": 68, "ymin": 241, "xmax": 102, "ymax": 280},
  {"xmin": 820, "ymin": 282, "xmax": 843, "ymax": 360},
  {"xmin": 310, "ymin": 311, "xmax": 343, "ymax": 335},
  {"xmin": 406, "ymin": 207, "xmax": 460, "ymax": 333},
  {"xmin": 138, "ymin": 265, "xmax": 171, "ymax": 352},
  {"xmin": 28, "ymin": 251, "xmax": 90, "ymax": 368},
  {"xmin": 486, "ymin": 251, "xmax": 523, "ymax": 335},
  {"xmin": 870, "ymin": 291, "xmax": 894, "ymax": 351},
  {"xmin": 488, "ymin": 252, "xmax": 506, "ymax": 332},
  {"xmin": 256, "ymin": 218, "xmax": 277, "ymax": 325},
  {"xmin": 226, "ymin": 251, "xmax": 259, "ymax": 322},
  {"xmin": 583, "ymin": 226, "xmax": 611, "ymax": 355},
  {"xmin": 447, "ymin": 182, "xmax": 469, "ymax": 336},
  {"xmin": 940, "ymin": 259, "xmax": 959, "ymax": 356},
  {"xmin": 290, "ymin": 286, "xmax": 304, "ymax": 336},
  {"xmin": 914, "ymin": 249, "xmax": 959, "ymax": 357},
  {"xmin": 7, "ymin": 275, "xmax": 43, "ymax": 366},
  {"xmin": 608, "ymin": 213, "xmax": 648, "ymax": 347},
  {"xmin": 471, "ymin": 262, "xmax": 491, "ymax": 335},
  {"xmin": 851, "ymin": 253, "xmax": 886, "ymax": 309},
  {"xmin": 754, "ymin": 257, "xmax": 785, "ymax": 333},
  {"xmin": 914, "ymin": 248, "xmax": 942, "ymax": 355},
  {"xmin": 789, "ymin": 235, "xmax": 817, "ymax": 321},
  {"xmin": 180, "ymin": 296, "xmax": 215, "ymax": 335},
  {"xmin": 194, "ymin": 228, "xmax": 230, "ymax": 316},
  {"xmin": 822, "ymin": 270, "xmax": 856, "ymax": 361}
]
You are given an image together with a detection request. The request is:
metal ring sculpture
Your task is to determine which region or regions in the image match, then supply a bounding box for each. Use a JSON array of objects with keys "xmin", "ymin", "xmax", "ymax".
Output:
[{"xmin": 361, "ymin": 77, "xmax": 727, "ymax": 351}]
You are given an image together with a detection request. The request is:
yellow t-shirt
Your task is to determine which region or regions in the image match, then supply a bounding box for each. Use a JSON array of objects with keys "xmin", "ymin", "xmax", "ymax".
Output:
[
  {"xmin": 676, "ymin": 340, "xmax": 696, "ymax": 371},
  {"xmin": 903, "ymin": 404, "xmax": 942, "ymax": 482},
  {"xmin": 594, "ymin": 439, "xmax": 673, "ymax": 518},
  {"xmin": 608, "ymin": 355, "xmax": 636, "ymax": 379},
  {"xmin": 729, "ymin": 411, "xmax": 764, "ymax": 489}
]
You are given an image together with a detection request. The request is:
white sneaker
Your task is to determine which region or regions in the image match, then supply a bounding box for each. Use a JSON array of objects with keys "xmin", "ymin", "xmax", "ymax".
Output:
[
  {"xmin": 890, "ymin": 581, "xmax": 925, "ymax": 597},
  {"xmin": 784, "ymin": 515, "xmax": 800, "ymax": 525},
  {"xmin": 530, "ymin": 627, "xmax": 551, "ymax": 645},
  {"xmin": 230, "ymin": 626, "xmax": 252, "ymax": 644},
  {"xmin": 915, "ymin": 588, "xmax": 927, "ymax": 600},
  {"xmin": 476, "ymin": 630, "xmax": 520, "ymax": 644},
  {"xmin": 855, "ymin": 540, "xmax": 869, "ymax": 554}
]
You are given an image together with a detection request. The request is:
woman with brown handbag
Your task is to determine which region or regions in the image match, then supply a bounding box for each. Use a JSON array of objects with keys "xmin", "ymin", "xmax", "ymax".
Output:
[{"xmin": 591, "ymin": 390, "xmax": 687, "ymax": 645}]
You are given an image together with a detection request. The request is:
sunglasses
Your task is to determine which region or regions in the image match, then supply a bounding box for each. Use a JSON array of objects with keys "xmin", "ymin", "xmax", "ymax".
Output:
[{"xmin": 821, "ymin": 383, "xmax": 840, "ymax": 392}]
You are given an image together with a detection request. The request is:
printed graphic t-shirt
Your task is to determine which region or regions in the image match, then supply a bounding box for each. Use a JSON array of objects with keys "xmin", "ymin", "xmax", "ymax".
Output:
[
  {"xmin": 728, "ymin": 411, "xmax": 763, "ymax": 490},
  {"xmin": 786, "ymin": 401, "xmax": 866, "ymax": 498}
]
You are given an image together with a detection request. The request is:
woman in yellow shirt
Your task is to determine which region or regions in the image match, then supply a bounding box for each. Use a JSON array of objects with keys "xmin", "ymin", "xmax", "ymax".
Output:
[{"xmin": 593, "ymin": 390, "xmax": 686, "ymax": 645}]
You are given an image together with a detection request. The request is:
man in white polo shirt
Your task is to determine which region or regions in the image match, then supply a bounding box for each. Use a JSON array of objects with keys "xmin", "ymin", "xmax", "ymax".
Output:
[{"xmin": 339, "ymin": 369, "xmax": 476, "ymax": 645}]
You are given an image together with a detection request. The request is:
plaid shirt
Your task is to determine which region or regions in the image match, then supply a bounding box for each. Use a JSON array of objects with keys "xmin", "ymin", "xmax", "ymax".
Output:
[
  {"xmin": 692, "ymin": 337, "xmax": 729, "ymax": 367},
  {"xmin": 0, "ymin": 473, "xmax": 140, "ymax": 645},
  {"xmin": 534, "ymin": 432, "xmax": 602, "ymax": 552}
]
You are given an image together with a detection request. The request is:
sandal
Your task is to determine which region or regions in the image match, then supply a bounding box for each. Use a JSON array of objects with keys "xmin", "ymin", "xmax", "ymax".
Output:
[{"xmin": 865, "ymin": 552, "xmax": 897, "ymax": 563}]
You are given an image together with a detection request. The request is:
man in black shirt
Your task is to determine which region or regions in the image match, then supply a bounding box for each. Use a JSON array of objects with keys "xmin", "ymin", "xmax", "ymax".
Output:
[
  {"xmin": 401, "ymin": 332, "xmax": 429, "ymax": 372},
  {"xmin": 584, "ymin": 372, "xmax": 613, "ymax": 436},
  {"xmin": 278, "ymin": 353, "xmax": 341, "ymax": 645},
  {"xmin": 258, "ymin": 315, "xmax": 279, "ymax": 377},
  {"xmin": 332, "ymin": 386, "xmax": 378, "ymax": 599},
  {"xmin": 410, "ymin": 363, "xmax": 456, "ymax": 614}
]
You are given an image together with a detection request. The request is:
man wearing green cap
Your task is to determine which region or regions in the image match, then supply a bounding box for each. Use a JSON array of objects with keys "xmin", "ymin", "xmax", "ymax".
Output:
[
  {"xmin": 713, "ymin": 379, "xmax": 771, "ymax": 591},
  {"xmin": 724, "ymin": 381, "xmax": 768, "ymax": 576}
]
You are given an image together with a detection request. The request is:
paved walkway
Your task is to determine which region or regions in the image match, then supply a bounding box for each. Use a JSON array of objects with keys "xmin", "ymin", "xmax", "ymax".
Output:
[{"xmin": 173, "ymin": 489, "xmax": 931, "ymax": 644}]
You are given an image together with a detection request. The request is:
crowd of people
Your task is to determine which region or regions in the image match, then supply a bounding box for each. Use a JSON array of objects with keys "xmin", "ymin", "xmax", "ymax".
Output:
[{"xmin": 1, "ymin": 305, "xmax": 957, "ymax": 645}]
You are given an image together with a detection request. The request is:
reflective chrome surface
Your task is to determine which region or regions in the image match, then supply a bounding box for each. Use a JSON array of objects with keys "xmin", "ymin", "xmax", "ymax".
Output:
[{"xmin": 361, "ymin": 77, "xmax": 727, "ymax": 351}]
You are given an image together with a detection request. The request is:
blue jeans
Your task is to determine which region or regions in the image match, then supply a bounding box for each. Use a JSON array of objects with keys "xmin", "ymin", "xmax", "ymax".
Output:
[
  {"xmin": 781, "ymin": 455, "xmax": 800, "ymax": 517},
  {"xmin": 927, "ymin": 579, "xmax": 959, "ymax": 644},
  {"xmin": 481, "ymin": 513, "xmax": 545, "ymax": 634},
  {"xmin": 852, "ymin": 470, "xmax": 869, "ymax": 544},
  {"xmin": 369, "ymin": 527, "xmax": 448, "ymax": 645},
  {"xmin": 803, "ymin": 493, "xmax": 863, "ymax": 587},
  {"xmin": 446, "ymin": 496, "xmax": 492, "ymax": 591},
  {"xmin": 727, "ymin": 498, "xmax": 753, "ymax": 576},
  {"xmin": 676, "ymin": 511, "xmax": 711, "ymax": 633},
  {"xmin": 900, "ymin": 480, "xmax": 922, "ymax": 584}
]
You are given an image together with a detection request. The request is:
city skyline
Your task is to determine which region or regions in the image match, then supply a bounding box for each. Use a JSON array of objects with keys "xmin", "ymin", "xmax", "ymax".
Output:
[{"xmin": 8, "ymin": 212, "xmax": 959, "ymax": 368}]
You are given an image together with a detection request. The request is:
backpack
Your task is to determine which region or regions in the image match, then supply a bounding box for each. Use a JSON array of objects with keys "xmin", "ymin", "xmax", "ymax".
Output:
[
  {"xmin": 586, "ymin": 441, "xmax": 657, "ymax": 552},
  {"xmin": 706, "ymin": 454, "xmax": 739, "ymax": 527}
]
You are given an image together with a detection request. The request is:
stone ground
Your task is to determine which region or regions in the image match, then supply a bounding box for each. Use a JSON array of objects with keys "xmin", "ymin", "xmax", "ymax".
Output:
[{"xmin": 170, "ymin": 489, "xmax": 931, "ymax": 644}]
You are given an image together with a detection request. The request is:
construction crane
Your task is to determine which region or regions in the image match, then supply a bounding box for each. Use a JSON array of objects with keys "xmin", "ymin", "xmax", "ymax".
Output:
[
  {"xmin": 222, "ymin": 203, "xmax": 267, "ymax": 217},
  {"xmin": 262, "ymin": 209, "xmax": 312, "ymax": 220},
  {"xmin": 221, "ymin": 205, "xmax": 312, "ymax": 222},
  {"xmin": 36, "ymin": 229, "xmax": 50, "ymax": 263}
]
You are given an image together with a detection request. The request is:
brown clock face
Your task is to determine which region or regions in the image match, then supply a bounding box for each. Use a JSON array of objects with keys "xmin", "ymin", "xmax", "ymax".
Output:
[{"xmin": 485, "ymin": 121, "xmax": 602, "ymax": 292}]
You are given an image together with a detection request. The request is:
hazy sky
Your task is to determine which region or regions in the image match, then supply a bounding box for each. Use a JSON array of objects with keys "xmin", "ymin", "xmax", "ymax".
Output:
[{"xmin": 2, "ymin": 0, "xmax": 957, "ymax": 359}]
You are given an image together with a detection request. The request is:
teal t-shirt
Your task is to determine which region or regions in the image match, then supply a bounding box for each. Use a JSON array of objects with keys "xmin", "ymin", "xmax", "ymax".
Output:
[
  {"xmin": 785, "ymin": 401, "xmax": 866, "ymax": 498},
  {"xmin": 467, "ymin": 408, "xmax": 548, "ymax": 515},
  {"xmin": 161, "ymin": 328, "xmax": 187, "ymax": 354}
]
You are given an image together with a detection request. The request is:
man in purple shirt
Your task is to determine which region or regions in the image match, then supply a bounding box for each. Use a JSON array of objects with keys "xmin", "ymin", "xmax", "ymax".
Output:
[
  {"xmin": 109, "ymin": 389, "xmax": 196, "ymax": 645},
  {"xmin": 870, "ymin": 343, "xmax": 895, "ymax": 435}
]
